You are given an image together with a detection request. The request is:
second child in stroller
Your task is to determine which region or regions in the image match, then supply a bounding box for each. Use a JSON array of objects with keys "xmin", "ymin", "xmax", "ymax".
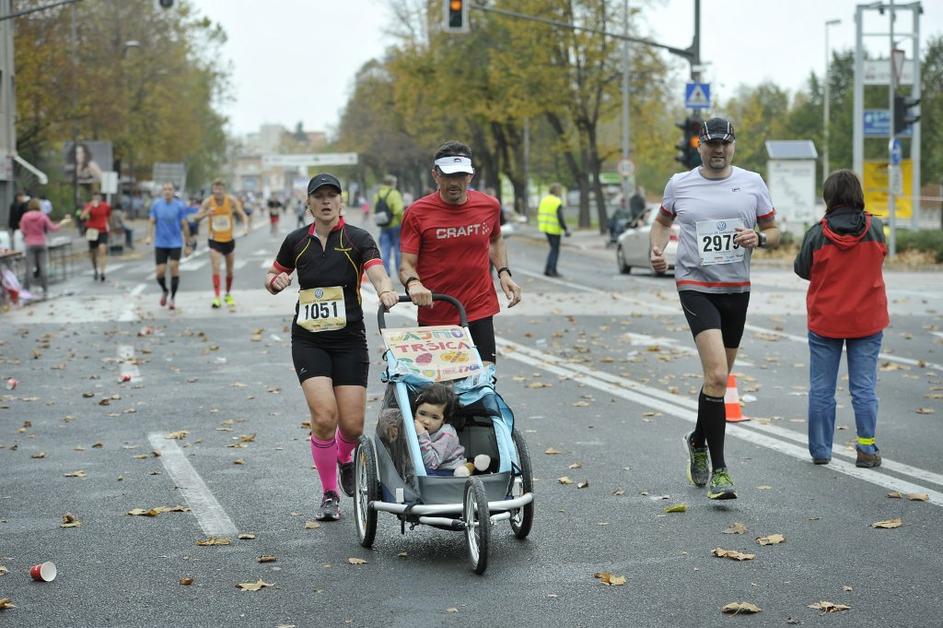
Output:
[{"xmin": 378, "ymin": 383, "xmax": 489, "ymax": 477}]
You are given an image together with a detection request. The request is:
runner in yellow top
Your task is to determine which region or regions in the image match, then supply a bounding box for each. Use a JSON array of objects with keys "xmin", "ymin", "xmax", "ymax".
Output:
[{"xmin": 194, "ymin": 179, "xmax": 250, "ymax": 308}]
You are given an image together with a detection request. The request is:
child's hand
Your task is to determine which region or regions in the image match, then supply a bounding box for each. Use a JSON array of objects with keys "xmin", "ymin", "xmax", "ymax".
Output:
[{"xmin": 413, "ymin": 419, "xmax": 426, "ymax": 435}]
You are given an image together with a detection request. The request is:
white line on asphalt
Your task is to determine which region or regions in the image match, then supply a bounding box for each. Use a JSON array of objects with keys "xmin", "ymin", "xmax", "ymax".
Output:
[
  {"xmin": 117, "ymin": 345, "xmax": 142, "ymax": 383},
  {"xmin": 497, "ymin": 337, "xmax": 943, "ymax": 505},
  {"xmin": 260, "ymin": 259, "xmax": 273, "ymax": 269},
  {"xmin": 234, "ymin": 259, "xmax": 247, "ymax": 270},
  {"xmin": 516, "ymin": 268, "xmax": 943, "ymax": 372},
  {"xmin": 180, "ymin": 259, "xmax": 207, "ymax": 272},
  {"xmin": 147, "ymin": 433, "xmax": 239, "ymax": 537},
  {"xmin": 130, "ymin": 283, "xmax": 146, "ymax": 297}
]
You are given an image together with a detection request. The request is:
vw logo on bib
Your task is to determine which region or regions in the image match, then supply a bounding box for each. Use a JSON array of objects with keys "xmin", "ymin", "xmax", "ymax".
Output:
[
  {"xmin": 717, "ymin": 221, "xmax": 727, "ymax": 231},
  {"xmin": 314, "ymin": 288, "xmax": 324, "ymax": 299}
]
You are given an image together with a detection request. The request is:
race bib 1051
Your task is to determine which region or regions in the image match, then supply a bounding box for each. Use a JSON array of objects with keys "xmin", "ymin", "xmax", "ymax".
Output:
[{"xmin": 296, "ymin": 286, "xmax": 346, "ymax": 333}]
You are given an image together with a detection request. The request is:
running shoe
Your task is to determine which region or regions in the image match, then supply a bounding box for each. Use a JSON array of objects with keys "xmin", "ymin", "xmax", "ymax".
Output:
[
  {"xmin": 683, "ymin": 431, "xmax": 709, "ymax": 487},
  {"xmin": 160, "ymin": 292, "xmax": 168, "ymax": 307},
  {"xmin": 168, "ymin": 298, "xmax": 176, "ymax": 311},
  {"xmin": 224, "ymin": 293, "xmax": 235, "ymax": 306},
  {"xmin": 315, "ymin": 490, "xmax": 341, "ymax": 521},
  {"xmin": 338, "ymin": 461, "xmax": 355, "ymax": 497},
  {"xmin": 707, "ymin": 468, "xmax": 737, "ymax": 500},
  {"xmin": 100, "ymin": 274, "xmax": 105, "ymax": 282},
  {"xmin": 211, "ymin": 297, "xmax": 222, "ymax": 309}
]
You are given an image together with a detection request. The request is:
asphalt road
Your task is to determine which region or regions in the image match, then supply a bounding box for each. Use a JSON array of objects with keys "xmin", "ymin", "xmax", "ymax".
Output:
[{"xmin": 1, "ymin": 213, "xmax": 941, "ymax": 627}]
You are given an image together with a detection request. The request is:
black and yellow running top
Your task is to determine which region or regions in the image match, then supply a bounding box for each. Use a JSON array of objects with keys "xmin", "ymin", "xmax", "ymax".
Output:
[{"xmin": 273, "ymin": 217, "xmax": 383, "ymax": 344}]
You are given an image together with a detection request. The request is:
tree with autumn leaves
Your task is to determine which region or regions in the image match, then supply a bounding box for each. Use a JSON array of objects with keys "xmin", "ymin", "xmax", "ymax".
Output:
[{"xmin": 12, "ymin": 0, "xmax": 230, "ymax": 211}]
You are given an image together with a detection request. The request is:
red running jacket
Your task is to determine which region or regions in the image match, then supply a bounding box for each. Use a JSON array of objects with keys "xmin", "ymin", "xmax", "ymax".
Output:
[{"xmin": 794, "ymin": 207, "xmax": 889, "ymax": 339}]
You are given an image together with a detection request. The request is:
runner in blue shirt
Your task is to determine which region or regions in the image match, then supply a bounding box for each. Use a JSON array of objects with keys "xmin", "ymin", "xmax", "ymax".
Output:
[{"xmin": 144, "ymin": 182, "xmax": 191, "ymax": 310}]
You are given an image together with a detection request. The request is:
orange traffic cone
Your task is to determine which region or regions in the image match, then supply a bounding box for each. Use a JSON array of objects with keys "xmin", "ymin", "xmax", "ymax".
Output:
[{"xmin": 724, "ymin": 374, "xmax": 747, "ymax": 422}]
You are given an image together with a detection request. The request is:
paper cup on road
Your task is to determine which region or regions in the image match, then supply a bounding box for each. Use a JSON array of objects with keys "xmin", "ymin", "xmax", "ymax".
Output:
[{"xmin": 29, "ymin": 561, "xmax": 57, "ymax": 582}]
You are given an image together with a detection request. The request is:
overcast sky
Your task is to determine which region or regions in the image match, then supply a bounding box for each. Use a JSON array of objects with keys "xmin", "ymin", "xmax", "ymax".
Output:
[{"xmin": 189, "ymin": 0, "xmax": 943, "ymax": 138}]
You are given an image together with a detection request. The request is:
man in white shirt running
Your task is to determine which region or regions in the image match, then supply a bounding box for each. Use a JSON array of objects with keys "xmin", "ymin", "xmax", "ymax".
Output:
[{"xmin": 650, "ymin": 117, "xmax": 780, "ymax": 500}]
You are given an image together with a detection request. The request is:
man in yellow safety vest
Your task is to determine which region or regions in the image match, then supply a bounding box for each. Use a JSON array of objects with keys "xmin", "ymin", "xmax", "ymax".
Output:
[{"xmin": 537, "ymin": 183, "xmax": 570, "ymax": 277}]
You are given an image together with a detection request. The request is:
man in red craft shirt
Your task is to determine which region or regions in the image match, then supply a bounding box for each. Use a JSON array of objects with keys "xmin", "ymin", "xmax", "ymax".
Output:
[
  {"xmin": 80, "ymin": 192, "xmax": 112, "ymax": 282},
  {"xmin": 399, "ymin": 140, "xmax": 522, "ymax": 365}
]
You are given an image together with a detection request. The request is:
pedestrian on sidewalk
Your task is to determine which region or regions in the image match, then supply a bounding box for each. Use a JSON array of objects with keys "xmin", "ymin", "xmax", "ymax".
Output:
[
  {"xmin": 794, "ymin": 169, "xmax": 888, "ymax": 468},
  {"xmin": 373, "ymin": 174, "xmax": 404, "ymax": 276},
  {"xmin": 19, "ymin": 198, "xmax": 71, "ymax": 298},
  {"xmin": 650, "ymin": 117, "xmax": 779, "ymax": 500},
  {"xmin": 144, "ymin": 183, "xmax": 191, "ymax": 310},
  {"xmin": 264, "ymin": 173, "xmax": 398, "ymax": 521},
  {"xmin": 537, "ymin": 183, "xmax": 570, "ymax": 278},
  {"xmin": 80, "ymin": 193, "xmax": 112, "ymax": 282}
]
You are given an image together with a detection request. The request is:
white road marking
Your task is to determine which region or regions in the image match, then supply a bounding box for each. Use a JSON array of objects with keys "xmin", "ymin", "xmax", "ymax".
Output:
[
  {"xmin": 179, "ymin": 259, "xmax": 208, "ymax": 272},
  {"xmin": 517, "ymin": 268, "xmax": 943, "ymax": 372},
  {"xmin": 497, "ymin": 337, "xmax": 943, "ymax": 505},
  {"xmin": 260, "ymin": 259, "xmax": 273, "ymax": 269},
  {"xmin": 234, "ymin": 259, "xmax": 247, "ymax": 270},
  {"xmin": 117, "ymin": 344, "xmax": 142, "ymax": 383},
  {"xmin": 130, "ymin": 283, "xmax": 146, "ymax": 298},
  {"xmin": 147, "ymin": 433, "xmax": 239, "ymax": 537}
]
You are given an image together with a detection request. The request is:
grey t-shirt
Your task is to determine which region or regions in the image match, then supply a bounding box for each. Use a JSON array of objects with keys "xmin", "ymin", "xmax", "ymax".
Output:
[{"xmin": 659, "ymin": 166, "xmax": 775, "ymax": 294}]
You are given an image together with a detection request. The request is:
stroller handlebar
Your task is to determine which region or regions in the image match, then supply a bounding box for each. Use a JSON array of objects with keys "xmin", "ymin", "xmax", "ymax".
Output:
[{"xmin": 377, "ymin": 293, "xmax": 468, "ymax": 330}]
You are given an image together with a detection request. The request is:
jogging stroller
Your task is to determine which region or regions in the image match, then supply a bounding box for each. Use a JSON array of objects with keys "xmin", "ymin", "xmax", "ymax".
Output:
[{"xmin": 353, "ymin": 294, "xmax": 535, "ymax": 574}]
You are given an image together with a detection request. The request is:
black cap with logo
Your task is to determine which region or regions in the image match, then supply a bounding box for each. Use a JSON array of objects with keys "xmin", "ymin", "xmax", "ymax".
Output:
[
  {"xmin": 307, "ymin": 173, "xmax": 342, "ymax": 195},
  {"xmin": 699, "ymin": 118, "xmax": 736, "ymax": 143}
]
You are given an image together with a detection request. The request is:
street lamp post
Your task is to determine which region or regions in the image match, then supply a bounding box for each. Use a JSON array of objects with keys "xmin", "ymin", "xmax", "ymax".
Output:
[{"xmin": 823, "ymin": 18, "xmax": 841, "ymax": 184}]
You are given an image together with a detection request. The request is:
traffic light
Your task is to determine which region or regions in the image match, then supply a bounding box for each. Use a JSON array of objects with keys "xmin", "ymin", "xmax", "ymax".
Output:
[
  {"xmin": 893, "ymin": 94, "xmax": 920, "ymax": 135},
  {"xmin": 675, "ymin": 117, "xmax": 702, "ymax": 169},
  {"xmin": 443, "ymin": 0, "xmax": 469, "ymax": 33}
]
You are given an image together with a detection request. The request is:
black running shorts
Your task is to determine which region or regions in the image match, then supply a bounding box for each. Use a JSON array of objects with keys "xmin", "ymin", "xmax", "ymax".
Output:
[
  {"xmin": 291, "ymin": 335, "xmax": 369, "ymax": 387},
  {"xmin": 468, "ymin": 316, "xmax": 497, "ymax": 364},
  {"xmin": 154, "ymin": 247, "xmax": 182, "ymax": 265},
  {"xmin": 208, "ymin": 239, "xmax": 235, "ymax": 255},
  {"xmin": 87, "ymin": 232, "xmax": 108, "ymax": 250},
  {"xmin": 678, "ymin": 291, "xmax": 751, "ymax": 348}
]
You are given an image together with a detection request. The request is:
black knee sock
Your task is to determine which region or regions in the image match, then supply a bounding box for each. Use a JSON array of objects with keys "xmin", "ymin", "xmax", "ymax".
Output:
[
  {"xmin": 156, "ymin": 275, "xmax": 167, "ymax": 293},
  {"xmin": 697, "ymin": 389, "xmax": 727, "ymax": 470},
  {"xmin": 170, "ymin": 276, "xmax": 179, "ymax": 298}
]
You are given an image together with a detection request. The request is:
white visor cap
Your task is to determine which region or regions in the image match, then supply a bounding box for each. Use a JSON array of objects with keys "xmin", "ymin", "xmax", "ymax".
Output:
[{"xmin": 434, "ymin": 155, "xmax": 474, "ymax": 175}]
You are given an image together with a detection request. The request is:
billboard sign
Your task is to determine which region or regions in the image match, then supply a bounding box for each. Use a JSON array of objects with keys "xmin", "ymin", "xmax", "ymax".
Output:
[{"xmin": 63, "ymin": 141, "xmax": 113, "ymax": 184}]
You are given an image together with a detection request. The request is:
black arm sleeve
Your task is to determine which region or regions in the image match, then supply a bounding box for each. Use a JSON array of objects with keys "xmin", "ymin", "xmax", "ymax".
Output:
[
  {"xmin": 556, "ymin": 204, "xmax": 568, "ymax": 232},
  {"xmin": 793, "ymin": 227, "xmax": 816, "ymax": 280}
]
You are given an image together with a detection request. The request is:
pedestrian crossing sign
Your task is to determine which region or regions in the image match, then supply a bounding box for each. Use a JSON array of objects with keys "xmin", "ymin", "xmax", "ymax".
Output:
[{"xmin": 684, "ymin": 82, "xmax": 711, "ymax": 110}]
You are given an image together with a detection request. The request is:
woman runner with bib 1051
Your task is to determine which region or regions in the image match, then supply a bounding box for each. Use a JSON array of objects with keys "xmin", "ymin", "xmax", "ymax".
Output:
[
  {"xmin": 265, "ymin": 173, "xmax": 399, "ymax": 521},
  {"xmin": 650, "ymin": 118, "xmax": 779, "ymax": 500}
]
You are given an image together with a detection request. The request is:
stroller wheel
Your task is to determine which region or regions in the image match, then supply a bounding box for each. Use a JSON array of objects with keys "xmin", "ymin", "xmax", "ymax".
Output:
[
  {"xmin": 463, "ymin": 477, "xmax": 490, "ymax": 575},
  {"xmin": 510, "ymin": 429, "xmax": 534, "ymax": 539},
  {"xmin": 354, "ymin": 437, "xmax": 379, "ymax": 548}
]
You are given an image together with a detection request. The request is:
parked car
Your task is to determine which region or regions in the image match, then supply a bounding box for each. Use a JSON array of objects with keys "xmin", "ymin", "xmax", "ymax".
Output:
[{"xmin": 616, "ymin": 209, "xmax": 679, "ymax": 276}]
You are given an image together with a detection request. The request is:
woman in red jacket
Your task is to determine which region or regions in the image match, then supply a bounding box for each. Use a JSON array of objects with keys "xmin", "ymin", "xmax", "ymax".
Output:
[
  {"xmin": 80, "ymin": 193, "xmax": 111, "ymax": 282},
  {"xmin": 794, "ymin": 170, "xmax": 889, "ymax": 468}
]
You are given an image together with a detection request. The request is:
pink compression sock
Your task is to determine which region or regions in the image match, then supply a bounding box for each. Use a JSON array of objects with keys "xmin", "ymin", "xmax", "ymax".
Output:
[
  {"xmin": 336, "ymin": 429, "xmax": 358, "ymax": 465},
  {"xmin": 310, "ymin": 435, "xmax": 338, "ymax": 494}
]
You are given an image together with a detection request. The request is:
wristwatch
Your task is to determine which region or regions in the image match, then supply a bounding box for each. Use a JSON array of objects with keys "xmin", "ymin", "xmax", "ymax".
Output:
[
  {"xmin": 497, "ymin": 267, "xmax": 512, "ymax": 277},
  {"xmin": 404, "ymin": 276, "xmax": 420, "ymax": 290},
  {"xmin": 757, "ymin": 232, "xmax": 768, "ymax": 248}
]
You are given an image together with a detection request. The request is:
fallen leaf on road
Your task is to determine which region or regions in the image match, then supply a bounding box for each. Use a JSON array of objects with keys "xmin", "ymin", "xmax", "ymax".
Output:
[
  {"xmin": 887, "ymin": 491, "xmax": 902, "ymax": 499},
  {"xmin": 64, "ymin": 470, "xmax": 87, "ymax": 478},
  {"xmin": 577, "ymin": 480, "xmax": 589, "ymax": 489},
  {"xmin": 0, "ymin": 566, "xmax": 7, "ymax": 576},
  {"xmin": 755, "ymin": 534, "xmax": 785, "ymax": 545},
  {"xmin": 528, "ymin": 382, "xmax": 552, "ymax": 388},
  {"xmin": 593, "ymin": 572, "xmax": 626, "ymax": 586},
  {"xmin": 233, "ymin": 459, "xmax": 246, "ymax": 465},
  {"xmin": 239, "ymin": 434, "xmax": 256, "ymax": 443},
  {"xmin": 98, "ymin": 398, "xmax": 111, "ymax": 406},
  {"xmin": 558, "ymin": 476, "xmax": 573, "ymax": 485},
  {"xmin": 568, "ymin": 463, "xmax": 582, "ymax": 469},
  {"xmin": 179, "ymin": 577, "xmax": 193, "ymax": 585},
  {"xmin": 304, "ymin": 521, "xmax": 320, "ymax": 529},
  {"xmin": 842, "ymin": 585, "xmax": 853, "ymax": 592},
  {"xmin": 128, "ymin": 505, "xmax": 190, "ymax": 517},
  {"xmin": 907, "ymin": 493, "xmax": 929, "ymax": 502},
  {"xmin": 82, "ymin": 392, "xmax": 95, "ymax": 398},
  {"xmin": 723, "ymin": 522, "xmax": 748, "ymax": 535},
  {"xmin": 572, "ymin": 400, "xmax": 590, "ymax": 407},
  {"xmin": 712, "ymin": 548, "xmax": 756, "ymax": 561},
  {"xmin": 808, "ymin": 601, "xmax": 850, "ymax": 613},
  {"xmin": 872, "ymin": 517, "xmax": 902, "ymax": 529},
  {"xmin": 166, "ymin": 431, "xmax": 188, "ymax": 440},
  {"xmin": 756, "ymin": 485, "xmax": 772, "ymax": 490},
  {"xmin": 446, "ymin": 608, "xmax": 459, "ymax": 613},
  {"xmin": 31, "ymin": 452, "xmax": 46, "ymax": 459},
  {"xmin": 238, "ymin": 533, "xmax": 256, "ymax": 540},
  {"xmin": 664, "ymin": 503, "xmax": 688, "ymax": 513},
  {"xmin": 915, "ymin": 407, "xmax": 935, "ymax": 414},
  {"xmin": 0, "ymin": 597, "xmax": 14, "ymax": 610},
  {"xmin": 236, "ymin": 579, "xmax": 273, "ymax": 592},
  {"xmin": 257, "ymin": 555, "xmax": 277, "ymax": 563},
  {"xmin": 347, "ymin": 557, "xmax": 367, "ymax": 565},
  {"xmin": 611, "ymin": 488, "xmax": 625, "ymax": 496},
  {"xmin": 722, "ymin": 602, "xmax": 761, "ymax": 615},
  {"xmin": 398, "ymin": 552, "xmax": 408, "ymax": 558},
  {"xmin": 196, "ymin": 537, "xmax": 232, "ymax": 546},
  {"xmin": 60, "ymin": 513, "xmax": 81, "ymax": 528},
  {"xmin": 544, "ymin": 447, "xmax": 562, "ymax": 455}
]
